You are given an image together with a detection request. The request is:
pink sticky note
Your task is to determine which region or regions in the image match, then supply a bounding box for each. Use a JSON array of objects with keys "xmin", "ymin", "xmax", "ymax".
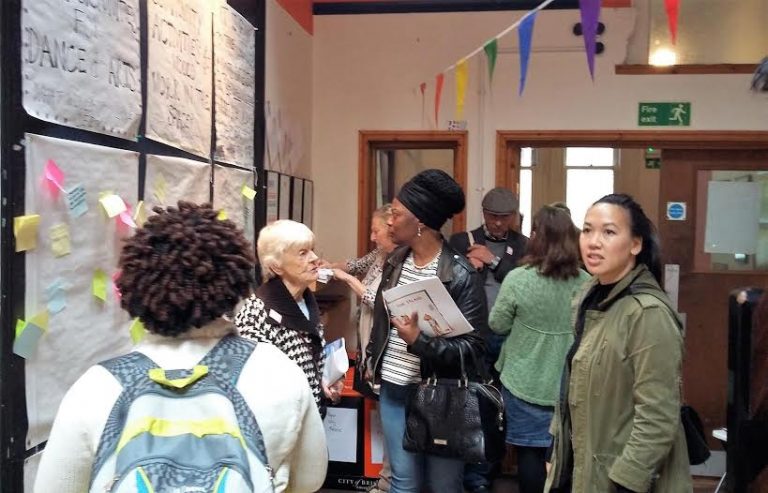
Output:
[
  {"xmin": 112, "ymin": 270, "xmax": 122, "ymax": 300},
  {"xmin": 118, "ymin": 211, "xmax": 137, "ymax": 228},
  {"xmin": 44, "ymin": 160, "xmax": 65, "ymax": 198}
]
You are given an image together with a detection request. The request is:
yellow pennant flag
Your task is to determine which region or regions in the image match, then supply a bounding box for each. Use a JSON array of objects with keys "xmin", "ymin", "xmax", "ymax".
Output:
[{"xmin": 455, "ymin": 59, "xmax": 468, "ymax": 120}]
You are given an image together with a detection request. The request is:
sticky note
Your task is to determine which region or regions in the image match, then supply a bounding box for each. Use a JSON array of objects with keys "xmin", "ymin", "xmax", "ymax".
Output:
[
  {"xmin": 29, "ymin": 310, "xmax": 49, "ymax": 331},
  {"xmin": 14, "ymin": 215, "xmax": 41, "ymax": 252},
  {"xmin": 133, "ymin": 200, "xmax": 147, "ymax": 227},
  {"xmin": 93, "ymin": 268, "xmax": 108, "ymax": 302},
  {"xmin": 15, "ymin": 319, "xmax": 27, "ymax": 338},
  {"xmin": 65, "ymin": 184, "xmax": 88, "ymax": 218},
  {"xmin": 13, "ymin": 323, "xmax": 44, "ymax": 359},
  {"xmin": 46, "ymin": 278, "xmax": 68, "ymax": 314},
  {"xmin": 112, "ymin": 271, "xmax": 122, "ymax": 300},
  {"xmin": 49, "ymin": 223, "xmax": 71, "ymax": 257},
  {"xmin": 99, "ymin": 193, "xmax": 127, "ymax": 218},
  {"xmin": 130, "ymin": 318, "xmax": 146, "ymax": 344},
  {"xmin": 119, "ymin": 210, "xmax": 137, "ymax": 228},
  {"xmin": 154, "ymin": 174, "xmax": 167, "ymax": 204},
  {"xmin": 217, "ymin": 210, "xmax": 228, "ymax": 220},
  {"xmin": 241, "ymin": 184, "xmax": 257, "ymax": 200},
  {"xmin": 44, "ymin": 159, "xmax": 65, "ymax": 198}
]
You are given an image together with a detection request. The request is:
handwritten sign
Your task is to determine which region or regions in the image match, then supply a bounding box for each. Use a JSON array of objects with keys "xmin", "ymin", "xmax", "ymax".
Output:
[
  {"xmin": 213, "ymin": 4, "xmax": 256, "ymax": 167},
  {"xmin": 146, "ymin": 0, "xmax": 212, "ymax": 157},
  {"xmin": 324, "ymin": 407, "xmax": 358, "ymax": 463},
  {"xmin": 21, "ymin": 0, "xmax": 141, "ymax": 139},
  {"xmin": 65, "ymin": 184, "xmax": 88, "ymax": 218}
]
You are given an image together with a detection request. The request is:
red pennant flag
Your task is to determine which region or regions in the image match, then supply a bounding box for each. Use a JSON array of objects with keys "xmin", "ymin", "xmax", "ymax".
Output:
[
  {"xmin": 420, "ymin": 82, "xmax": 427, "ymax": 127},
  {"xmin": 434, "ymin": 73, "xmax": 445, "ymax": 127},
  {"xmin": 664, "ymin": 0, "xmax": 680, "ymax": 45}
]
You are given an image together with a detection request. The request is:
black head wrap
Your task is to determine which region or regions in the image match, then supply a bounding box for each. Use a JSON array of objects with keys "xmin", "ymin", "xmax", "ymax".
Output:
[{"xmin": 396, "ymin": 169, "xmax": 465, "ymax": 230}]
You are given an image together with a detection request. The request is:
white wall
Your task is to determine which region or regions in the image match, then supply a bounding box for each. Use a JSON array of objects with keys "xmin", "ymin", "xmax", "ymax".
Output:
[
  {"xmin": 312, "ymin": 7, "xmax": 768, "ymax": 260},
  {"xmin": 265, "ymin": 0, "xmax": 313, "ymax": 178}
]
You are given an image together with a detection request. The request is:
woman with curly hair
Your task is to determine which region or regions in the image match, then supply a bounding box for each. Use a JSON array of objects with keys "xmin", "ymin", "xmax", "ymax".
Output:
[
  {"xmin": 235, "ymin": 219, "xmax": 345, "ymax": 416},
  {"xmin": 35, "ymin": 202, "xmax": 327, "ymax": 493}
]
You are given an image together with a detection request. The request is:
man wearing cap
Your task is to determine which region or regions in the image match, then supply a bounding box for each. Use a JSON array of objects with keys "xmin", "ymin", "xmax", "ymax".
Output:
[{"xmin": 448, "ymin": 186, "xmax": 528, "ymax": 493}]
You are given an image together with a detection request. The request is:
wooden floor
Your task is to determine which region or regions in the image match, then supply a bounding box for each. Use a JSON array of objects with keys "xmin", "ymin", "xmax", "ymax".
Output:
[{"xmin": 321, "ymin": 475, "xmax": 722, "ymax": 492}]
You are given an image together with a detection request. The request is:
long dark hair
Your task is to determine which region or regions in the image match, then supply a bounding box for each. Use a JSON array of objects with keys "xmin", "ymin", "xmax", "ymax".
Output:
[
  {"xmin": 521, "ymin": 205, "xmax": 581, "ymax": 280},
  {"xmin": 592, "ymin": 193, "xmax": 662, "ymax": 282}
]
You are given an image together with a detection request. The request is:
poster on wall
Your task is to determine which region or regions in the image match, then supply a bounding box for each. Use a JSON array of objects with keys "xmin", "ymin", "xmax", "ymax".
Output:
[
  {"xmin": 213, "ymin": 3, "xmax": 255, "ymax": 167},
  {"xmin": 145, "ymin": 155, "xmax": 211, "ymax": 212},
  {"xmin": 24, "ymin": 134, "xmax": 138, "ymax": 447},
  {"xmin": 213, "ymin": 164, "xmax": 255, "ymax": 243},
  {"xmin": 278, "ymin": 174, "xmax": 291, "ymax": 220},
  {"xmin": 146, "ymin": 0, "xmax": 212, "ymax": 158},
  {"xmin": 21, "ymin": 0, "xmax": 142, "ymax": 139},
  {"xmin": 266, "ymin": 171, "xmax": 279, "ymax": 224},
  {"xmin": 303, "ymin": 180, "xmax": 313, "ymax": 229},
  {"xmin": 291, "ymin": 178, "xmax": 304, "ymax": 222}
]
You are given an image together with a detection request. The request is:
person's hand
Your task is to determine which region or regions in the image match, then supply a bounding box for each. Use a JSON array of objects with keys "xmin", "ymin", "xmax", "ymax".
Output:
[
  {"xmin": 323, "ymin": 378, "xmax": 345, "ymax": 403},
  {"xmin": 468, "ymin": 257, "xmax": 485, "ymax": 270},
  {"xmin": 391, "ymin": 312, "xmax": 420, "ymax": 345},
  {"xmin": 317, "ymin": 259, "xmax": 332, "ymax": 268},
  {"xmin": 332, "ymin": 268, "xmax": 350, "ymax": 283},
  {"xmin": 467, "ymin": 244, "xmax": 495, "ymax": 265},
  {"xmin": 546, "ymin": 462, "xmax": 552, "ymax": 474}
]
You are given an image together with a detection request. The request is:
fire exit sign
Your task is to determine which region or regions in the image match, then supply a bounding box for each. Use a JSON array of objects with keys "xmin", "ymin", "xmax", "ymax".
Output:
[{"xmin": 638, "ymin": 102, "xmax": 691, "ymax": 126}]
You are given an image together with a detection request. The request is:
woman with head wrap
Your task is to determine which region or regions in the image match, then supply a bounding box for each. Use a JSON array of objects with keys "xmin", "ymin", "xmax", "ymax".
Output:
[{"xmin": 365, "ymin": 169, "xmax": 488, "ymax": 493}]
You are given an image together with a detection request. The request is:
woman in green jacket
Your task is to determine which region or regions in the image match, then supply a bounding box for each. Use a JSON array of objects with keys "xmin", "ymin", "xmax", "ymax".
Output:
[
  {"xmin": 546, "ymin": 194, "xmax": 692, "ymax": 493},
  {"xmin": 489, "ymin": 205, "xmax": 589, "ymax": 493}
]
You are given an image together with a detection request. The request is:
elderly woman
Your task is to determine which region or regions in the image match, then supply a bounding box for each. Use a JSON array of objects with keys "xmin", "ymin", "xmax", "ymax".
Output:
[
  {"xmin": 34, "ymin": 202, "xmax": 327, "ymax": 493},
  {"xmin": 365, "ymin": 169, "xmax": 487, "ymax": 493},
  {"xmin": 236, "ymin": 219, "xmax": 344, "ymax": 416}
]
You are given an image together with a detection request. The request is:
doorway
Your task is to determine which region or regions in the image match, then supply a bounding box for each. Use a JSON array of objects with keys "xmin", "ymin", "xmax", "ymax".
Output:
[{"xmin": 358, "ymin": 131, "xmax": 467, "ymax": 255}]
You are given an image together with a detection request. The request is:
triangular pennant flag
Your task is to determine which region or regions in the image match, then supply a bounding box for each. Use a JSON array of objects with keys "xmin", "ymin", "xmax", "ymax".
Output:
[
  {"xmin": 578, "ymin": 0, "xmax": 601, "ymax": 79},
  {"xmin": 664, "ymin": 0, "xmax": 680, "ymax": 45},
  {"xmin": 434, "ymin": 73, "xmax": 445, "ymax": 127},
  {"xmin": 455, "ymin": 59, "xmax": 468, "ymax": 120},
  {"xmin": 518, "ymin": 12, "xmax": 537, "ymax": 95},
  {"xmin": 483, "ymin": 39, "xmax": 498, "ymax": 85}
]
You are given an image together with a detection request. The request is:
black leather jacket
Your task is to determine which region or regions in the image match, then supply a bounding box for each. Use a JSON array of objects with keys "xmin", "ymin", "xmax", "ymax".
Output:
[{"xmin": 366, "ymin": 241, "xmax": 488, "ymax": 384}]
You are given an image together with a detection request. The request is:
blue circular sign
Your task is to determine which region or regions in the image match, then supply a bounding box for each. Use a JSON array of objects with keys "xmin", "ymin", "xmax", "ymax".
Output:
[{"xmin": 667, "ymin": 203, "xmax": 685, "ymax": 220}]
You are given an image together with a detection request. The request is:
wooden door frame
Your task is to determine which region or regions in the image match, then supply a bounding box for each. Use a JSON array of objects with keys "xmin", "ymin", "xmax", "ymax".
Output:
[
  {"xmin": 495, "ymin": 130, "xmax": 768, "ymax": 190},
  {"xmin": 358, "ymin": 130, "xmax": 468, "ymax": 256}
]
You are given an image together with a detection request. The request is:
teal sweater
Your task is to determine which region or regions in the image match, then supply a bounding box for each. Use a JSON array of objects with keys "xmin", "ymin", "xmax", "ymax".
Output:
[{"xmin": 489, "ymin": 265, "xmax": 590, "ymax": 406}]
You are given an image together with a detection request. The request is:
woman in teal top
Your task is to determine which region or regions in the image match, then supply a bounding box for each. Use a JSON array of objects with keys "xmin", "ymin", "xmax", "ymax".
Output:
[{"xmin": 489, "ymin": 205, "xmax": 589, "ymax": 493}]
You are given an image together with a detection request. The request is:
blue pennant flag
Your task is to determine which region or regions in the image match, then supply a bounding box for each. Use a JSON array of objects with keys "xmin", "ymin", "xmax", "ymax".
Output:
[{"xmin": 518, "ymin": 11, "xmax": 537, "ymax": 96}]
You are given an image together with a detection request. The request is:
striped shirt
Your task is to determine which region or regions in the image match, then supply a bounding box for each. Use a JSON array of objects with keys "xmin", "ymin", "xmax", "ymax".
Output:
[{"xmin": 381, "ymin": 251, "xmax": 441, "ymax": 386}]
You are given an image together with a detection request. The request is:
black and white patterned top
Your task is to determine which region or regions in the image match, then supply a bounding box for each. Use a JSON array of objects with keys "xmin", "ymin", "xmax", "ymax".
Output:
[{"xmin": 235, "ymin": 279, "xmax": 326, "ymax": 412}]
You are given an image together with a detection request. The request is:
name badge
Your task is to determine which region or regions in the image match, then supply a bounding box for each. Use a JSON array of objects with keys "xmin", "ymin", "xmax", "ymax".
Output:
[
  {"xmin": 268, "ymin": 309, "xmax": 282, "ymax": 323},
  {"xmin": 506, "ymin": 246, "xmax": 514, "ymax": 256}
]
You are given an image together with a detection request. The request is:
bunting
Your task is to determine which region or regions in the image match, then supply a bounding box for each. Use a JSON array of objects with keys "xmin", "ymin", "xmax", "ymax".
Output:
[
  {"xmin": 419, "ymin": 82, "xmax": 427, "ymax": 126},
  {"xmin": 664, "ymin": 0, "xmax": 680, "ymax": 45},
  {"xmin": 518, "ymin": 12, "xmax": 537, "ymax": 95},
  {"xmin": 455, "ymin": 59, "xmax": 468, "ymax": 120},
  {"xmin": 578, "ymin": 0, "xmax": 601, "ymax": 79},
  {"xmin": 483, "ymin": 40, "xmax": 498, "ymax": 85},
  {"xmin": 434, "ymin": 73, "xmax": 445, "ymax": 127}
]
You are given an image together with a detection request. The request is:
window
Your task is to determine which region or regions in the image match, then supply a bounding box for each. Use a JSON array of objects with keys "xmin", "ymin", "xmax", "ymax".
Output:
[{"xmin": 565, "ymin": 147, "xmax": 615, "ymax": 228}]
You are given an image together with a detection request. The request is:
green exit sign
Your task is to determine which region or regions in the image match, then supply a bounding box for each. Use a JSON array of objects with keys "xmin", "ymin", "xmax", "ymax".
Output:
[{"xmin": 638, "ymin": 102, "xmax": 691, "ymax": 126}]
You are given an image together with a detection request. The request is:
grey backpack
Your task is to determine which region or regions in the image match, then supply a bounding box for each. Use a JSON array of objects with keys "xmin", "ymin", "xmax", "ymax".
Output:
[{"xmin": 89, "ymin": 335, "xmax": 274, "ymax": 493}]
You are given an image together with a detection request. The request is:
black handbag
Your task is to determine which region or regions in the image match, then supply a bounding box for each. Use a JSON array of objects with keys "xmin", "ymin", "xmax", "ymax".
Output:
[
  {"xmin": 402, "ymin": 345, "xmax": 506, "ymax": 463},
  {"xmin": 681, "ymin": 404, "xmax": 710, "ymax": 465}
]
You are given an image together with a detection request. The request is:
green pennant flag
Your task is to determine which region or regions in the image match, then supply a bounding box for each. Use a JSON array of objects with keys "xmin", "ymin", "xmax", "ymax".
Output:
[{"xmin": 484, "ymin": 39, "xmax": 499, "ymax": 84}]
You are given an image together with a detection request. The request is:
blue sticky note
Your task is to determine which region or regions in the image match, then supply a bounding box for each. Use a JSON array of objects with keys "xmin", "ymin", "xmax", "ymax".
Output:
[
  {"xmin": 66, "ymin": 184, "xmax": 88, "ymax": 218},
  {"xmin": 47, "ymin": 291, "xmax": 67, "ymax": 314},
  {"xmin": 13, "ymin": 323, "xmax": 44, "ymax": 359}
]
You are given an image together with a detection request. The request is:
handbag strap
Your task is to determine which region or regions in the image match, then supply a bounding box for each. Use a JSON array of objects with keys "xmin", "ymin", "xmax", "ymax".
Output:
[{"xmin": 428, "ymin": 342, "xmax": 469, "ymax": 386}]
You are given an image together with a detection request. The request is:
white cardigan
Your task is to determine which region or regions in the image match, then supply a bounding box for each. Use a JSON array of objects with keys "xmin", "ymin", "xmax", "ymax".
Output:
[{"xmin": 34, "ymin": 320, "xmax": 328, "ymax": 493}]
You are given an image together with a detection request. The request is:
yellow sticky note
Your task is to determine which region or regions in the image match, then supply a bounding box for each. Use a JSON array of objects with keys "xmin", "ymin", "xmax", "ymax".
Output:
[
  {"xmin": 217, "ymin": 210, "xmax": 228, "ymax": 221},
  {"xmin": 93, "ymin": 269, "xmax": 108, "ymax": 302},
  {"xmin": 29, "ymin": 310, "xmax": 49, "ymax": 331},
  {"xmin": 13, "ymin": 215, "xmax": 41, "ymax": 252},
  {"xmin": 154, "ymin": 174, "xmax": 167, "ymax": 204},
  {"xmin": 241, "ymin": 184, "xmax": 257, "ymax": 201},
  {"xmin": 49, "ymin": 223, "xmax": 71, "ymax": 257},
  {"xmin": 133, "ymin": 200, "xmax": 147, "ymax": 227},
  {"xmin": 99, "ymin": 193, "xmax": 127, "ymax": 218},
  {"xmin": 130, "ymin": 318, "xmax": 146, "ymax": 344},
  {"xmin": 15, "ymin": 319, "xmax": 27, "ymax": 338}
]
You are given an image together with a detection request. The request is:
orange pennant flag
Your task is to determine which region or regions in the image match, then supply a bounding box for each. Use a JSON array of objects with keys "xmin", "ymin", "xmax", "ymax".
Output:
[
  {"xmin": 455, "ymin": 59, "xmax": 468, "ymax": 120},
  {"xmin": 434, "ymin": 73, "xmax": 445, "ymax": 127}
]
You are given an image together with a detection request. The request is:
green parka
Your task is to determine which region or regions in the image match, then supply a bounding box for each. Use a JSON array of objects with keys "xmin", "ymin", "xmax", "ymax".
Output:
[{"xmin": 545, "ymin": 265, "xmax": 693, "ymax": 493}]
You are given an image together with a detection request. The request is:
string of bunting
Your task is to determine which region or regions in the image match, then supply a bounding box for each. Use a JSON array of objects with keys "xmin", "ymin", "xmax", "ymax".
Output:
[{"xmin": 420, "ymin": 0, "xmax": 682, "ymax": 127}]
